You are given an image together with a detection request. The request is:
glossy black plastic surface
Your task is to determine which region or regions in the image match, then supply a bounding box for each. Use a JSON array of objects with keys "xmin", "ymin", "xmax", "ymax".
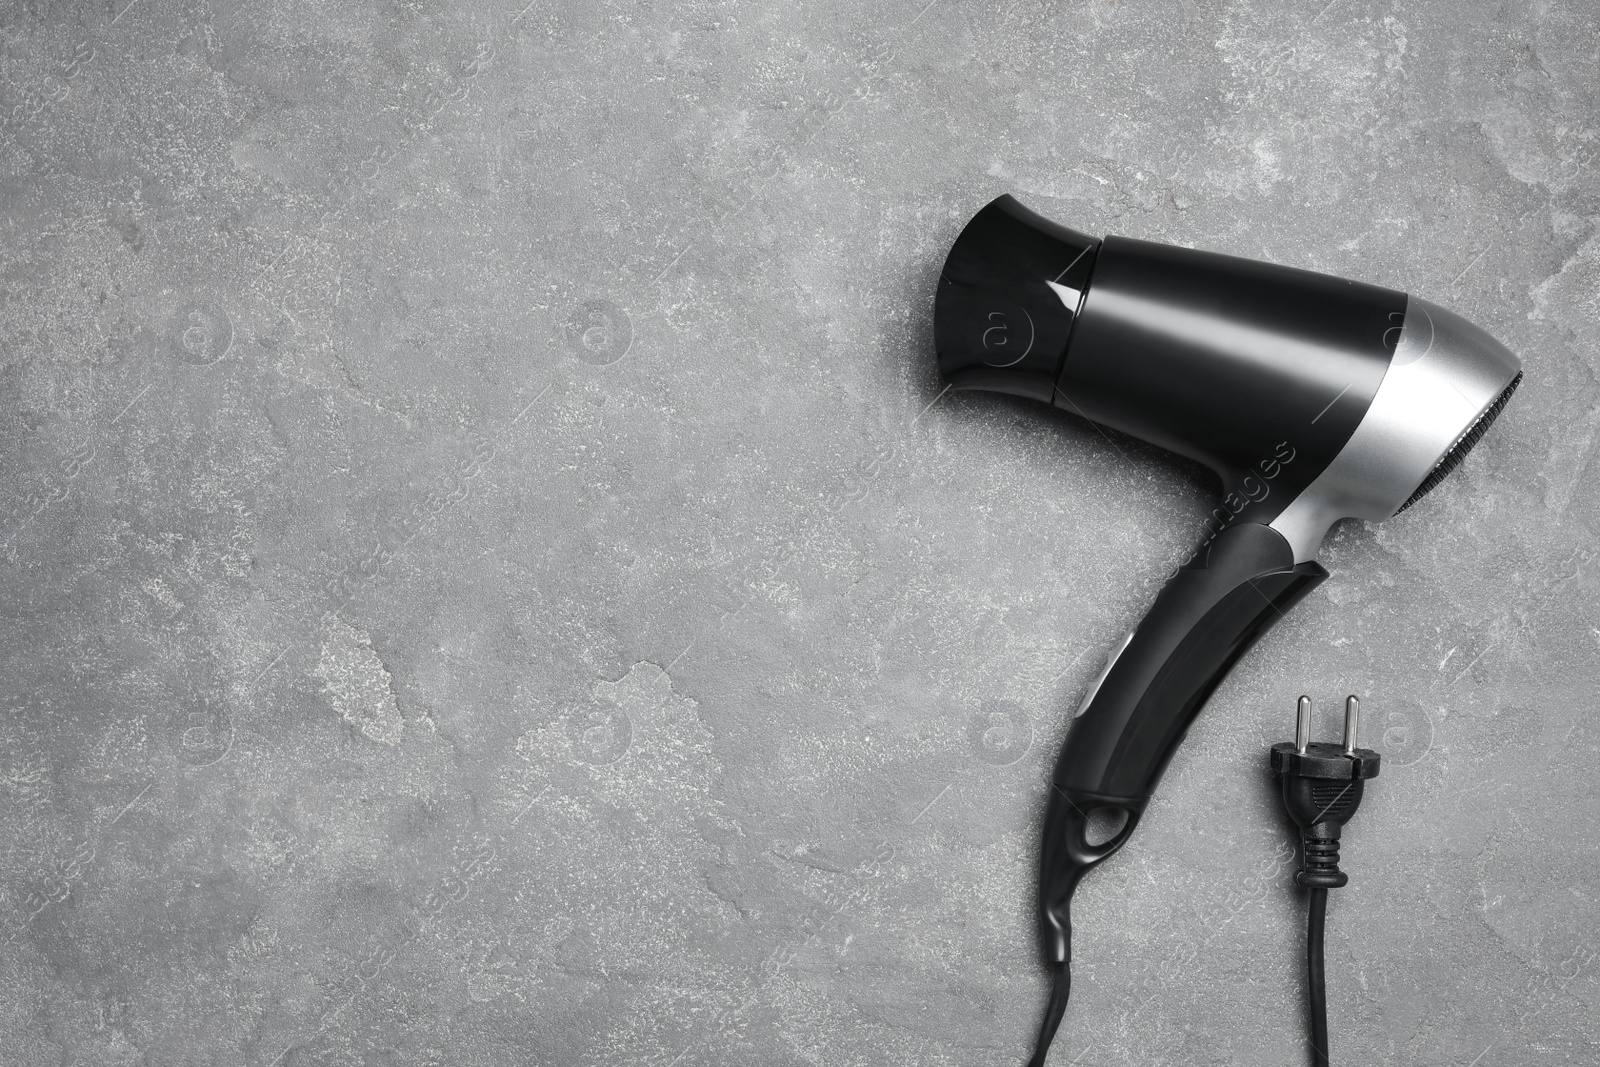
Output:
[
  {"xmin": 1037, "ymin": 784, "xmax": 1142, "ymax": 965},
  {"xmin": 1057, "ymin": 235, "xmax": 1404, "ymax": 524},
  {"xmin": 934, "ymin": 197, "xmax": 1099, "ymax": 403}
]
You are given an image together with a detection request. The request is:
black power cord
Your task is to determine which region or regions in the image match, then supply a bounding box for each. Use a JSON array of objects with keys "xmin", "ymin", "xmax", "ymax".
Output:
[
  {"xmin": 1271, "ymin": 695, "xmax": 1381, "ymax": 1067},
  {"xmin": 1025, "ymin": 966, "xmax": 1069, "ymax": 1067}
]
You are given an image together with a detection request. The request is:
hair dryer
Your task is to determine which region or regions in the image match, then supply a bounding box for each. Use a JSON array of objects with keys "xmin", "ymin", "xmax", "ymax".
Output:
[{"xmin": 932, "ymin": 195, "xmax": 1522, "ymax": 1063}]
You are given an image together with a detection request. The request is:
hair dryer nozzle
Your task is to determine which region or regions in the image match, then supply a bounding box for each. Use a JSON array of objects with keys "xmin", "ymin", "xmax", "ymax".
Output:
[
  {"xmin": 1267, "ymin": 295, "xmax": 1523, "ymax": 559},
  {"xmin": 934, "ymin": 196, "xmax": 1098, "ymax": 403}
]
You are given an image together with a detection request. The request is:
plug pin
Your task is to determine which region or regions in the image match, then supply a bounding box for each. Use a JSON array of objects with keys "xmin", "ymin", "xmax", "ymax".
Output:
[
  {"xmin": 1343, "ymin": 695, "xmax": 1360, "ymax": 755},
  {"xmin": 1295, "ymin": 695, "xmax": 1311, "ymax": 754}
]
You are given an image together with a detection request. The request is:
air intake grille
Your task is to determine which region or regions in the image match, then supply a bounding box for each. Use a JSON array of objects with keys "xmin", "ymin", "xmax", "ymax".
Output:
[{"xmin": 1397, "ymin": 372, "xmax": 1522, "ymax": 513}]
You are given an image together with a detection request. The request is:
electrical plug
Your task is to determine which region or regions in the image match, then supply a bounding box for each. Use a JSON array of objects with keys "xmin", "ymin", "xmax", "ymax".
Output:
[{"xmin": 1270, "ymin": 695, "xmax": 1381, "ymax": 888}]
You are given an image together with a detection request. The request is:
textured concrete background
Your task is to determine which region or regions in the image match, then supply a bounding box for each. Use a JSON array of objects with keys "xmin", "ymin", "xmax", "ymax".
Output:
[{"xmin": 2, "ymin": 0, "xmax": 1597, "ymax": 1064}]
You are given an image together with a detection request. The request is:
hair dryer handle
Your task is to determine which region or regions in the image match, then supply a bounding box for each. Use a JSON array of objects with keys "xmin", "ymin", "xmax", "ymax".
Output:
[{"xmin": 1039, "ymin": 522, "xmax": 1326, "ymax": 964}]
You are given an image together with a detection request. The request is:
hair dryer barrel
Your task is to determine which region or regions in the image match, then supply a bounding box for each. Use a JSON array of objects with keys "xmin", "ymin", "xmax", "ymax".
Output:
[
  {"xmin": 936, "ymin": 195, "xmax": 1408, "ymax": 522},
  {"xmin": 1058, "ymin": 236, "xmax": 1404, "ymax": 517}
]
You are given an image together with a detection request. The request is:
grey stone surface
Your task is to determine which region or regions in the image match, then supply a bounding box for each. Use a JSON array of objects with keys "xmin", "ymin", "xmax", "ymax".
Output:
[{"xmin": 1, "ymin": 0, "xmax": 1597, "ymax": 1064}]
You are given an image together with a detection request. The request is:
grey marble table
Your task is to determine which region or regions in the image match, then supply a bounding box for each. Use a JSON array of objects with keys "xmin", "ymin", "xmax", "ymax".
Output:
[{"xmin": 2, "ymin": 0, "xmax": 1597, "ymax": 1064}]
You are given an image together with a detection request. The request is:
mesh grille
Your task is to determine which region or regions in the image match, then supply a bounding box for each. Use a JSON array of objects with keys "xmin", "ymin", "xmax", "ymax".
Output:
[{"xmin": 1397, "ymin": 372, "xmax": 1523, "ymax": 513}]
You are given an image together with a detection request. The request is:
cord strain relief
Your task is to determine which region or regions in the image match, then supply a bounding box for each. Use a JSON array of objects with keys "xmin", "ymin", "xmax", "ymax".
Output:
[{"xmin": 1296, "ymin": 833, "xmax": 1348, "ymax": 889}]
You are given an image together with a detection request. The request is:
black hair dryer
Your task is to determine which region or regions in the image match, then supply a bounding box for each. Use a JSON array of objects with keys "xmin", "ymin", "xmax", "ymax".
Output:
[{"xmin": 932, "ymin": 196, "xmax": 1522, "ymax": 1063}]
